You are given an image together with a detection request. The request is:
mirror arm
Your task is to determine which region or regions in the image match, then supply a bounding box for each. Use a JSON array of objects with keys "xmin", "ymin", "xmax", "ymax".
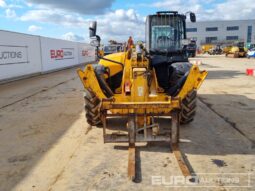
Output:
[
  {"xmin": 95, "ymin": 35, "xmax": 101, "ymax": 42},
  {"xmin": 89, "ymin": 21, "xmax": 124, "ymax": 69}
]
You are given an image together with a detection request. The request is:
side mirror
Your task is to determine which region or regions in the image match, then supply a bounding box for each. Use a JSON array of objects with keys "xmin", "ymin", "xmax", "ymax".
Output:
[
  {"xmin": 190, "ymin": 12, "xmax": 196, "ymax": 22},
  {"xmin": 89, "ymin": 21, "xmax": 97, "ymax": 38}
]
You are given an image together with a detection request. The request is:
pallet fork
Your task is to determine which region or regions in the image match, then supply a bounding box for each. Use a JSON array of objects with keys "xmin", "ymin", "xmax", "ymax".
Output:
[{"xmin": 100, "ymin": 100, "xmax": 192, "ymax": 181}]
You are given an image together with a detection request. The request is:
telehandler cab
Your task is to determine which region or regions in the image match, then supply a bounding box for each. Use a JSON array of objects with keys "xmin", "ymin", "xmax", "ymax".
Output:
[{"xmin": 77, "ymin": 11, "xmax": 207, "ymax": 181}]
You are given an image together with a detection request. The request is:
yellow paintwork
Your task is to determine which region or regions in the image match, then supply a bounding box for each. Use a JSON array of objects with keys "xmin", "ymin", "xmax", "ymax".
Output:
[
  {"xmin": 201, "ymin": 44, "xmax": 213, "ymax": 53},
  {"xmin": 77, "ymin": 65, "xmax": 107, "ymax": 98},
  {"xmin": 227, "ymin": 46, "xmax": 247, "ymax": 57},
  {"xmin": 77, "ymin": 48, "xmax": 207, "ymax": 125},
  {"xmin": 99, "ymin": 52, "xmax": 126, "ymax": 77},
  {"xmin": 98, "ymin": 49, "xmax": 104, "ymax": 57},
  {"xmin": 178, "ymin": 65, "xmax": 207, "ymax": 99},
  {"xmin": 223, "ymin": 46, "xmax": 232, "ymax": 53},
  {"xmin": 230, "ymin": 46, "xmax": 239, "ymax": 53}
]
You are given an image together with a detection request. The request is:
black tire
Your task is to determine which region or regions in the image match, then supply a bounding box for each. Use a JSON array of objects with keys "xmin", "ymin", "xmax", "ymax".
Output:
[
  {"xmin": 84, "ymin": 90, "xmax": 102, "ymax": 127},
  {"xmin": 180, "ymin": 90, "xmax": 197, "ymax": 124}
]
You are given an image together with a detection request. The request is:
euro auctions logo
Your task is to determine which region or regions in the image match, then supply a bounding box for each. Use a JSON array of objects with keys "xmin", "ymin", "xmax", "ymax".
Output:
[
  {"xmin": 82, "ymin": 50, "xmax": 89, "ymax": 56},
  {"xmin": 151, "ymin": 173, "xmax": 252, "ymax": 188},
  {"xmin": 50, "ymin": 48, "xmax": 74, "ymax": 60},
  {"xmin": 51, "ymin": 49, "xmax": 63, "ymax": 59},
  {"xmin": 81, "ymin": 49, "xmax": 95, "ymax": 57}
]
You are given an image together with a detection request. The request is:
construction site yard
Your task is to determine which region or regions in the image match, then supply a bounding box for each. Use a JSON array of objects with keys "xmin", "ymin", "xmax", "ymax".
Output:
[{"xmin": 0, "ymin": 55, "xmax": 254, "ymax": 191}]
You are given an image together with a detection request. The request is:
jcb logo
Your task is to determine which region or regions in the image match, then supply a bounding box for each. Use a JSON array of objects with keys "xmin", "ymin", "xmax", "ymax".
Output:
[{"xmin": 50, "ymin": 50, "xmax": 64, "ymax": 59}]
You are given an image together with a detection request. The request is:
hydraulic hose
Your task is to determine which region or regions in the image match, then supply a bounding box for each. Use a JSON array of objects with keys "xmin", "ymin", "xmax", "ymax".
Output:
[{"xmin": 96, "ymin": 47, "xmax": 124, "ymax": 69}]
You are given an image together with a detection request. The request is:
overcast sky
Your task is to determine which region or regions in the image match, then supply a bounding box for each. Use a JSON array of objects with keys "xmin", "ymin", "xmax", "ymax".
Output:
[{"xmin": 0, "ymin": 0, "xmax": 254, "ymax": 43}]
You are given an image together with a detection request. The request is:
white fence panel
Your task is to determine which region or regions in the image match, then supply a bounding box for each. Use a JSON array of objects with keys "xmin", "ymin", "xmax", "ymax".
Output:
[
  {"xmin": 40, "ymin": 37, "xmax": 79, "ymax": 72},
  {"xmin": 0, "ymin": 31, "xmax": 96, "ymax": 82},
  {"xmin": 0, "ymin": 31, "xmax": 41, "ymax": 80},
  {"xmin": 77, "ymin": 43, "xmax": 96, "ymax": 64}
]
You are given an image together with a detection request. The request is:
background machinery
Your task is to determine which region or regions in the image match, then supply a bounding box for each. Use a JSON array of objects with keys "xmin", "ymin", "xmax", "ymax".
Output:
[
  {"xmin": 103, "ymin": 44, "xmax": 123, "ymax": 56},
  {"xmin": 201, "ymin": 44, "xmax": 214, "ymax": 54},
  {"xmin": 247, "ymin": 48, "xmax": 255, "ymax": 58},
  {"xmin": 78, "ymin": 11, "xmax": 207, "ymax": 181},
  {"xmin": 186, "ymin": 39, "xmax": 197, "ymax": 57},
  {"xmin": 98, "ymin": 44, "xmax": 123, "ymax": 57},
  {"xmin": 208, "ymin": 45, "xmax": 223, "ymax": 55},
  {"xmin": 223, "ymin": 45, "xmax": 232, "ymax": 54},
  {"xmin": 226, "ymin": 42, "xmax": 247, "ymax": 58}
]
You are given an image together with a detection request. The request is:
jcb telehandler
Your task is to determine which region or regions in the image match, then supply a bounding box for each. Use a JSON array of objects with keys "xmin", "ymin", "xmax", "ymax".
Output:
[{"xmin": 78, "ymin": 11, "xmax": 207, "ymax": 181}]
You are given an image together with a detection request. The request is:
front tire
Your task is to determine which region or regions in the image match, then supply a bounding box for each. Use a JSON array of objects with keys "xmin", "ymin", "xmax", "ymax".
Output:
[
  {"xmin": 84, "ymin": 90, "xmax": 102, "ymax": 127},
  {"xmin": 180, "ymin": 90, "xmax": 197, "ymax": 124}
]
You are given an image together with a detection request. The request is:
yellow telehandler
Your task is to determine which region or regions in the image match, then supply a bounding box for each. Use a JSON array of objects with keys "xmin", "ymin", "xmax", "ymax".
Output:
[{"xmin": 78, "ymin": 11, "xmax": 207, "ymax": 181}]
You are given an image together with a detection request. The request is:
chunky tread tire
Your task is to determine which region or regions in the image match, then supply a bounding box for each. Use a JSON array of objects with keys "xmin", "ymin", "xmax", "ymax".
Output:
[
  {"xmin": 84, "ymin": 90, "xmax": 102, "ymax": 127},
  {"xmin": 180, "ymin": 90, "xmax": 197, "ymax": 124}
]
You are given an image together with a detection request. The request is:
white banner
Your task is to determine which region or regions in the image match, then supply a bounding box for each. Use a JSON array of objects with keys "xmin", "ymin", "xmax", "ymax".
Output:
[
  {"xmin": 0, "ymin": 45, "xmax": 29, "ymax": 65},
  {"xmin": 40, "ymin": 37, "xmax": 79, "ymax": 72},
  {"xmin": 0, "ymin": 30, "xmax": 96, "ymax": 81},
  {"xmin": 77, "ymin": 43, "xmax": 95, "ymax": 64},
  {"xmin": 0, "ymin": 31, "xmax": 41, "ymax": 81}
]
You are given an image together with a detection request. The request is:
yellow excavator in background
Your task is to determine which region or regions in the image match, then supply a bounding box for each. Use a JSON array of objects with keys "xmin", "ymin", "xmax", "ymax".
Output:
[
  {"xmin": 225, "ymin": 42, "xmax": 248, "ymax": 58},
  {"xmin": 77, "ymin": 11, "xmax": 207, "ymax": 181},
  {"xmin": 201, "ymin": 44, "xmax": 214, "ymax": 54},
  {"xmin": 223, "ymin": 45, "xmax": 232, "ymax": 54}
]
